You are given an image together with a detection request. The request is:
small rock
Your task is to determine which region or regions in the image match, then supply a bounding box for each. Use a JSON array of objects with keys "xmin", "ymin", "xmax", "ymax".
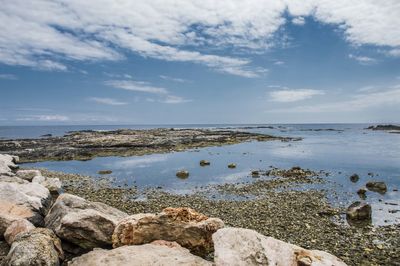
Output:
[
  {"xmin": 349, "ymin": 174, "xmax": 359, "ymax": 183},
  {"xmin": 366, "ymin": 181, "xmax": 387, "ymax": 194},
  {"xmin": 346, "ymin": 201, "xmax": 372, "ymax": 222},
  {"xmin": 4, "ymin": 219, "xmax": 35, "ymax": 245},
  {"xmin": 228, "ymin": 163, "xmax": 236, "ymax": 169},
  {"xmin": 357, "ymin": 188, "xmax": 367, "ymax": 199},
  {"xmin": 176, "ymin": 170, "xmax": 189, "ymax": 179},
  {"xmin": 251, "ymin": 170, "xmax": 260, "ymax": 177},
  {"xmin": 199, "ymin": 160, "xmax": 210, "ymax": 166},
  {"xmin": 98, "ymin": 170, "xmax": 112, "ymax": 175}
]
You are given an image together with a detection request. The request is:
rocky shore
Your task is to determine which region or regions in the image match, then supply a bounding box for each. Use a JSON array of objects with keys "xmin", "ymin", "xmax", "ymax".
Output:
[
  {"xmin": 0, "ymin": 154, "xmax": 354, "ymax": 266},
  {"xmin": 0, "ymin": 128, "xmax": 295, "ymax": 163}
]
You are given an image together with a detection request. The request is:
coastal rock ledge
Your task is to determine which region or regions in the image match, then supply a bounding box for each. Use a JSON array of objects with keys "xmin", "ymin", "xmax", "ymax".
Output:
[{"xmin": 0, "ymin": 153, "xmax": 347, "ymax": 265}]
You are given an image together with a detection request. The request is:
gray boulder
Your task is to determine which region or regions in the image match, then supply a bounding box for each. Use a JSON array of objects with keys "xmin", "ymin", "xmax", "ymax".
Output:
[
  {"xmin": 0, "ymin": 154, "xmax": 19, "ymax": 176},
  {"xmin": 213, "ymin": 227, "xmax": 347, "ymax": 266},
  {"xmin": 4, "ymin": 228, "xmax": 63, "ymax": 266},
  {"xmin": 45, "ymin": 193, "xmax": 128, "ymax": 250},
  {"xmin": 69, "ymin": 243, "xmax": 212, "ymax": 266}
]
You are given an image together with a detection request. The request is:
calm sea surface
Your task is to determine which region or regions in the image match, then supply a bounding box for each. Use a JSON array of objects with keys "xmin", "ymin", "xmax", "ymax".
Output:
[{"xmin": 1, "ymin": 124, "xmax": 399, "ymax": 225}]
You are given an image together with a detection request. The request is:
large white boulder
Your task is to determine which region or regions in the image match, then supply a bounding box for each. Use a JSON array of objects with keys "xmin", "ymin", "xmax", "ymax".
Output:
[
  {"xmin": 68, "ymin": 243, "xmax": 212, "ymax": 266},
  {"xmin": 45, "ymin": 193, "xmax": 128, "ymax": 250},
  {"xmin": 213, "ymin": 228, "xmax": 347, "ymax": 266},
  {"xmin": 0, "ymin": 154, "xmax": 19, "ymax": 176}
]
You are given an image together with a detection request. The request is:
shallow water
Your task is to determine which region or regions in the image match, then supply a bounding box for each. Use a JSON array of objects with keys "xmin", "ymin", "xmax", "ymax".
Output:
[{"xmin": 13, "ymin": 124, "xmax": 400, "ymax": 225}]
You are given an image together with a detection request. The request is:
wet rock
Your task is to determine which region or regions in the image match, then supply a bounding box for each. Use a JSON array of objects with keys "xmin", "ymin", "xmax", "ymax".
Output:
[
  {"xmin": 0, "ymin": 181, "xmax": 52, "ymax": 230},
  {"xmin": 176, "ymin": 170, "xmax": 189, "ymax": 179},
  {"xmin": 357, "ymin": 188, "xmax": 367, "ymax": 199},
  {"xmin": 251, "ymin": 170, "xmax": 260, "ymax": 177},
  {"xmin": 98, "ymin": 170, "xmax": 112, "ymax": 175},
  {"xmin": 45, "ymin": 193, "xmax": 128, "ymax": 250},
  {"xmin": 199, "ymin": 160, "xmax": 210, "ymax": 166},
  {"xmin": 213, "ymin": 228, "xmax": 347, "ymax": 266},
  {"xmin": 112, "ymin": 207, "xmax": 224, "ymax": 256},
  {"xmin": 4, "ymin": 228, "xmax": 63, "ymax": 266},
  {"xmin": 228, "ymin": 163, "xmax": 236, "ymax": 169},
  {"xmin": 346, "ymin": 201, "xmax": 372, "ymax": 221},
  {"xmin": 4, "ymin": 219, "xmax": 35, "ymax": 245},
  {"xmin": 16, "ymin": 169, "xmax": 42, "ymax": 182},
  {"xmin": 349, "ymin": 174, "xmax": 359, "ymax": 183},
  {"xmin": 69, "ymin": 244, "xmax": 212, "ymax": 266},
  {"xmin": 0, "ymin": 154, "xmax": 19, "ymax": 176},
  {"xmin": 366, "ymin": 181, "xmax": 387, "ymax": 194}
]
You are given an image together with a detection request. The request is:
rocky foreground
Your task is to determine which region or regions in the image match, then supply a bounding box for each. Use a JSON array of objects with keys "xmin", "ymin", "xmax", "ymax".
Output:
[
  {"xmin": 0, "ymin": 128, "xmax": 294, "ymax": 163},
  {"xmin": 0, "ymin": 153, "xmax": 351, "ymax": 265}
]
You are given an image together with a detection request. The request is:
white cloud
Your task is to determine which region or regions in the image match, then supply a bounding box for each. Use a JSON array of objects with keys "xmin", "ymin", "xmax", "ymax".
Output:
[
  {"xmin": 105, "ymin": 80, "xmax": 168, "ymax": 95},
  {"xmin": 273, "ymin": 61, "xmax": 285, "ymax": 66},
  {"xmin": 1, "ymin": 1, "xmax": 399, "ymax": 74},
  {"xmin": 89, "ymin": 97, "xmax": 127, "ymax": 105},
  {"xmin": 159, "ymin": 75, "xmax": 188, "ymax": 83},
  {"xmin": 161, "ymin": 95, "xmax": 191, "ymax": 104},
  {"xmin": 0, "ymin": 74, "xmax": 17, "ymax": 80},
  {"xmin": 269, "ymin": 89, "xmax": 325, "ymax": 102},
  {"xmin": 16, "ymin": 115, "xmax": 70, "ymax": 121},
  {"xmin": 387, "ymin": 49, "xmax": 400, "ymax": 57},
  {"xmin": 349, "ymin": 54, "xmax": 377, "ymax": 65},
  {"xmin": 292, "ymin": 17, "xmax": 305, "ymax": 25},
  {"xmin": 269, "ymin": 85, "xmax": 400, "ymax": 113}
]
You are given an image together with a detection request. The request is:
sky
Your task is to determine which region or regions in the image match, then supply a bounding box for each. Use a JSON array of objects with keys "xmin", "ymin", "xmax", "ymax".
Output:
[{"xmin": 0, "ymin": 0, "xmax": 400, "ymax": 125}]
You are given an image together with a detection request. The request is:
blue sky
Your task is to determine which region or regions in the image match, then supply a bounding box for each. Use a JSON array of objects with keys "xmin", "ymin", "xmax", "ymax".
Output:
[{"xmin": 1, "ymin": 0, "xmax": 400, "ymax": 125}]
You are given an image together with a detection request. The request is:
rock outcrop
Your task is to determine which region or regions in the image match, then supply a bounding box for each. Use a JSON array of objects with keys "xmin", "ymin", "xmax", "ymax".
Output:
[
  {"xmin": 45, "ymin": 193, "xmax": 128, "ymax": 250},
  {"xmin": 4, "ymin": 228, "xmax": 63, "ymax": 266},
  {"xmin": 4, "ymin": 219, "xmax": 35, "ymax": 245},
  {"xmin": 69, "ymin": 243, "xmax": 212, "ymax": 266},
  {"xmin": 112, "ymin": 207, "xmax": 224, "ymax": 256},
  {"xmin": 213, "ymin": 227, "xmax": 347, "ymax": 266},
  {"xmin": 0, "ymin": 154, "xmax": 18, "ymax": 176}
]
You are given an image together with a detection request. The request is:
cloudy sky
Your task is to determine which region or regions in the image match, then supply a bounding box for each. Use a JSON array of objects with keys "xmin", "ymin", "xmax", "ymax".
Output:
[{"xmin": 1, "ymin": 0, "xmax": 400, "ymax": 125}]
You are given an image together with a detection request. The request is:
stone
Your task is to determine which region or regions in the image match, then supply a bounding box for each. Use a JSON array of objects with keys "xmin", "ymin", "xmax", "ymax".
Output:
[
  {"xmin": 112, "ymin": 207, "xmax": 224, "ymax": 256},
  {"xmin": 349, "ymin": 174, "xmax": 359, "ymax": 183},
  {"xmin": 176, "ymin": 170, "xmax": 189, "ymax": 179},
  {"xmin": 4, "ymin": 219, "xmax": 35, "ymax": 245},
  {"xmin": 346, "ymin": 201, "xmax": 372, "ymax": 221},
  {"xmin": 251, "ymin": 170, "xmax": 260, "ymax": 177},
  {"xmin": 0, "ymin": 154, "xmax": 19, "ymax": 176},
  {"xmin": 213, "ymin": 227, "xmax": 347, "ymax": 266},
  {"xmin": 0, "ymin": 181, "xmax": 52, "ymax": 230},
  {"xmin": 69, "ymin": 244, "xmax": 212, "ymax": 266},
  {"xmin": 0, "ymin": 175, "xmax": 27, "ymax": 184},
  {"xmin": 200, "ymin": 160, "xmax": 210, "ymax": 166},
  {"xmin": 366, "ymin": 181, "xmax": 387, "ymax": 194},
  {"xmin": 45, "ymin": 193, "xmax": 128, "ymax": 250},
  {"xmin": 150, "ymin": 240, "xmax": 183, "ymax": 249},
  {"xmin": 41, "ymin": 177, "xmax": 62, "ymax": 194},
  {"xmin": 228, "ymin": 163, "xmax": 236, "ymax": 169},
  {"xmin": 32, "ymin": 175, "xmax": 46, "ymax": 184},
  {"xmin": 4, "ymin": 228, "xmax": 63, "ymax": 266},
  {"xmin": 98, "ymin": 170, "xmax": 112, "ymax": 175},
  {"xmin": 16, "ymin": 169, "xmax": 42, "ymax": 182}
]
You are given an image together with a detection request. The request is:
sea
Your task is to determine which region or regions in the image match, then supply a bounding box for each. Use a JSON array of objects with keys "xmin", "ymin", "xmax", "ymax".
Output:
[{"xmin": 1, "ymin": 124, "xmax": 399, "ymax": 225}]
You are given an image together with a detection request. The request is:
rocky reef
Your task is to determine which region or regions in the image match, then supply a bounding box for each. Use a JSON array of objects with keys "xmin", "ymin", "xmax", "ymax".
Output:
[{"xmin": 0, "ymin": 128, "xmax": 294, "ymax": 163}]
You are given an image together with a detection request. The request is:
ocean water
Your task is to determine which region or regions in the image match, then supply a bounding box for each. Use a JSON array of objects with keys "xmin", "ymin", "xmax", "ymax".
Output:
[{"xmin": 2, "ymin": 124, "xmax": 400, "ymax": 225}]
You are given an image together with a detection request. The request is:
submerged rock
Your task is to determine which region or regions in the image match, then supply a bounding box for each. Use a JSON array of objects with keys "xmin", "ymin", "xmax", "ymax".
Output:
[
  {"xmin": 176, "ymin": 170, "xmax": 189, "ymax": 179},
  {"xmin": 199, "ymin": 160, "xmax": 210, "ymax": 166},
  {"xmin": 366, "ymin": 181, "xmax": 387, "ymax": 194},
  {"xmin": 228, "ymin": 163, "xmax": 236, "ymax": 169},
  {"xmin": 4, "ymin": 219, "xmax": 35, "ymax": 245},
  {"xmin": 212, "ymin": 227, "xmax": 347, "ymax": 266},
  {"xmin": 4, "ymin": 228, "xmax": 63, "ymax": 266},
  {"xmin": 69, "ymin": 244, "xmax": 212, "ymax": 266},
  {"xmin": 112, "ymin": 207, "xmax": 224, "ymax": 256},
  {"xmin": 98, "ymin": 170, "xmax": 112, "ymax": 175},
  {"xmin": 349, "ymin": 174, "xmax": 359, "ymax": 183},
  {"xmin": 45, "ymin": 193, "xmax": 128, "ymax": 250},
  {"xmin": 346, "ymin": 201, "xmax": 372, "ymax": 222},
  {"xmin": 357, "ymin": 188, "xmax": 367, "ymax": 199},
  {"xmin": 251, "ymin": 170, "xmax": 260, "ymax": 177}
]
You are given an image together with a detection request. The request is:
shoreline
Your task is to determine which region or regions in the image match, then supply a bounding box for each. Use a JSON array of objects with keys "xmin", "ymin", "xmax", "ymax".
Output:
[{"xmin": 38, "ymin": 167, "xmax": 400, "ymax": 265}]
